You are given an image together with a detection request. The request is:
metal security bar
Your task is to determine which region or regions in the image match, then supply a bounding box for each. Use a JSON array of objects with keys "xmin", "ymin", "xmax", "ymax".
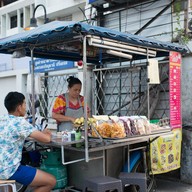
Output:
[
  {"xmin": 92, "ymin": 61, "xmax": 169, "ymax": 120},
  {"xmin": 27, "ymin": 61, "xmax": 169, "ymax": 124},
  {"xmin": 27, "ymin": 72, "xmax": 77, "ymax": 125}
]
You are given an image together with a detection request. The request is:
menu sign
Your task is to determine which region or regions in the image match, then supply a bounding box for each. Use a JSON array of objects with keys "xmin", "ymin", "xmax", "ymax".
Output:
[
  {"xmin": 150, "ymin": 129, "xmax": 182, "ymax": 174},
  {"xmin": 169, "ymin": 51, "xmax": 181, "ymax": 129}
]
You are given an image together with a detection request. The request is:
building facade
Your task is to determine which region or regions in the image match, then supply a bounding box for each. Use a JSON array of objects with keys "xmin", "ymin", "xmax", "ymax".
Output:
[
  {"xmin": 0, "ymin": 0, "xmax": 192, "ymax": 126},
  {"xmin": 0, "ymin": 0, "xmax": 87, "ymax": 115},
  {"xmin": 89, "ymin": 0, "xmax": 192, "ymax": 125}
]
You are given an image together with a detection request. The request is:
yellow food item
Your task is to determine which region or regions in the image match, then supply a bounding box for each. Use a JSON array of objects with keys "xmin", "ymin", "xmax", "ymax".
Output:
[
  {"xmin": 88, "ymin": 117, "xmax": 97, "ymax": 126},
  {"xmin": 98, "ymin": 122, "xmax": 111, "ymax": 138},
  {"xmin": 111, "ymin": 123, "xmax": 126, "ymax": 138},
  {"xmin": 92, "ymin": 121, "xmax": 126, "ymax": 138},
  {"xmin": 74, "ymin": 117, "xmax": 84, "ymax": 125},
  {"xmin": 80, "ymin": 117, "xmax": 84, "ymax": 123}
]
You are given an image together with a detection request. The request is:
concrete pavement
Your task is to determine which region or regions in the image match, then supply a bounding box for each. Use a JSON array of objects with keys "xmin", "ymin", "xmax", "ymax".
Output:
[{"xmin": 155, "ymin": 177, "xmax": 192, "ymax": 192}]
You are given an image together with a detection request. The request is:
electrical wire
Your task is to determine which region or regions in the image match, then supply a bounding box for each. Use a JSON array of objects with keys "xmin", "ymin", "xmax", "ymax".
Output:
[{"xmin": 78, "ymin": 7, "xmax": 89, "ymax": 24}]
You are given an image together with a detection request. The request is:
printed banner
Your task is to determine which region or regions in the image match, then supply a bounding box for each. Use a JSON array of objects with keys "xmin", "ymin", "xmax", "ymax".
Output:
[
  {"xmin": 29, "ymin": 59, "xmax": 74, "ymax": 73},
  {"xmin": 150, "ymin": 129, "xmax": 182, "ymax": 174},
  {"xmin": 169, "ymin": 51, "xmax": 181, "ymax": 129}
]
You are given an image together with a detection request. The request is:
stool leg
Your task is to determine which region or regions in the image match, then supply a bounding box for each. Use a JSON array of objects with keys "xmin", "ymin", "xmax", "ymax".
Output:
[
  {"xmin": 4, "ymin": 185, "xmax": 9, "ymax": 192},
  {"xmin": 10, "ymin": 183, "xmax": 17, "ymax": 192},
  {"xmin": 5, "ymin": 186, "xmax": 9, "ymax": 192},
  {"xmin": 139, "ymin": 182, "xmax": 147, "ymax": 192},
  {"xmin": 83, "ymin": 187, "xmax": 87, "ymax": 192}
]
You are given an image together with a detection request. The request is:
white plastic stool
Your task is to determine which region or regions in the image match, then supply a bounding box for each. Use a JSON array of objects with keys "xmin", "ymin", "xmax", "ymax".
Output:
[{"xmin": 0, "ymin": 180, "xmax": 17, "ymax": 192}]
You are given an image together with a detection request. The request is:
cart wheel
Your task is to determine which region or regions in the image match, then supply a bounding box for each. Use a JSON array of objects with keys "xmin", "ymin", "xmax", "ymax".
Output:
[{"xmin": 126, "ymin": 158, "xmax": 156, "ymax": 192}]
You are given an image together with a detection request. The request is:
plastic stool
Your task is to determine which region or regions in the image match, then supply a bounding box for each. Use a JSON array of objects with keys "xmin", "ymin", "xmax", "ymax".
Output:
[
  {"xmin": 84, "ymin": 176, "xmax": 123, "ymax": 192},
  {"xmin": 0, "ymin": 180, "xmax": 17, "ymax": 192},
  {"xmin": 119, "ymin": 172, "xmax": 147, "ymax": 192}
]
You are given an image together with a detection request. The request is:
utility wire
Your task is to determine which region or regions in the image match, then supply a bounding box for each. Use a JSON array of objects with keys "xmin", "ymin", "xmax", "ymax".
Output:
[{"xmin": 79, "ymin": 7, "xmax": 89, "ymax": 24}]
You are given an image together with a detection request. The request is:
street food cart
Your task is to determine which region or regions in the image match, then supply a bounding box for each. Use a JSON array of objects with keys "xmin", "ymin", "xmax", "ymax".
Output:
[{"xmin": 0, "ymin": 21, "xmax": 187, "ymax": 191}]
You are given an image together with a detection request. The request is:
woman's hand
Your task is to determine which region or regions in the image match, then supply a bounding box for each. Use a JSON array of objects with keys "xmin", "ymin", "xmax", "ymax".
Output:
[
  {"xmin": 52, "ymin": 112, "xmax": 76, "ymax": 123},
  {"xmin": 69, "ymin": 117, "xmax": 76, "ymax": 123}
]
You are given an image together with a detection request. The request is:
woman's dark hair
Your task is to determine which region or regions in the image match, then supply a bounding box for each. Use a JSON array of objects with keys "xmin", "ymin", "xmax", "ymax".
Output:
[
  {"xmin": 4, "ymin": 91, "xmax": 25, "ymax": 113},
  {"xmin": 67, "ymin": 76, "xmax": 82, "ymax": 88}
]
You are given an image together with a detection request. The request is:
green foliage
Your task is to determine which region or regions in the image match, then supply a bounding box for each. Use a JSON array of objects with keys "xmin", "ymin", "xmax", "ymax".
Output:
[
  {"xmin": 174, "ymin": 0, "xmax": 182, "ymax": 13},
  {"xmin": 174, "ymin": 1, "xmax": 190, "ymax": 44}
]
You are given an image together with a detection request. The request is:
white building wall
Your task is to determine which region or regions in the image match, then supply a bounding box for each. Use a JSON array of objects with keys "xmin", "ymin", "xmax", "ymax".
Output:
[
  {"xmin": 181, "ymin": 55, "xmax": 192, "ymax": 125},
  {"xmin": 0, "ymin": 0, "xmax": 87, "ymax": 115},
  {"xmin": 104, "ymin": 1, "xmax": 174, "ymax": 42},
  {"xmin": 0, "ymin": 0, "xmax": 34, "ymax": 16},
  {"xmin": 0, "ymin": 0, "xmax": 35, "ymax": 37},
  {"xmin": 0, "ymin": 0, "xmax": 87, "ymax": 37},
  {"xmin": 0, "ymin": 69, "xmax": 28, "ymax": 115},
  {"xmin": 34, "ymin": 0, "xmax": 86, "ymax": 21}
]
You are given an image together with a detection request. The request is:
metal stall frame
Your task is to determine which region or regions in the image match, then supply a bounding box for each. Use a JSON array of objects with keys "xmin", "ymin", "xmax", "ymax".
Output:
[{"xmin": 0, "ymin": 20, "xmax": 188, "ymax": 170}]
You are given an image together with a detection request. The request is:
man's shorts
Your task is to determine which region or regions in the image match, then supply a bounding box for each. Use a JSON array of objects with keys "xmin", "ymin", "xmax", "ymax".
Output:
[{"xmin": 9, "ymin": 165, "xmax": 37, "ymax": 186}]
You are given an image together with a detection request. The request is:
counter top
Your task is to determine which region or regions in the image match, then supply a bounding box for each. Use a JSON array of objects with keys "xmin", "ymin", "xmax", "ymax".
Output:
[{"xmin": 45, "ymin": 127, "xmax": 172, "ymax": 151}]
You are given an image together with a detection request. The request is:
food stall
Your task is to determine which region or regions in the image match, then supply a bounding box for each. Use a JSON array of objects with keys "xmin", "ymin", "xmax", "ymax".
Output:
[{"xmin": 0, "ymin": 21, "xmax": 187, "ymax": 191}]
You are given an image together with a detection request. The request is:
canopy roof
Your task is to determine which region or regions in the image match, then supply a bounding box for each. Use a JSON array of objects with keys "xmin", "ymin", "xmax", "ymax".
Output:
[{"xmin": 0, "ymin": 21, "xmax": 187, "ymax": 64}]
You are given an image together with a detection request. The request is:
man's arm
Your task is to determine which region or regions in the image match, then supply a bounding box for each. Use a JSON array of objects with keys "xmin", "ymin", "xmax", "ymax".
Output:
[{"xmin": 29, "ymin": 129, "xmax": 51, "ymax": 143}]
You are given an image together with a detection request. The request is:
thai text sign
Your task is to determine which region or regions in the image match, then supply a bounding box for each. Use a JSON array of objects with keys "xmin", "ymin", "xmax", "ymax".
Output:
[
  {"xmin": 30, "ymin": 59, "xmax": 74, "ymax": 73},
  {"xmin": 150, "ymin": 129, "xmax": 181, "ymax": 174},
  {"xmin": 169, "ymin": 51, "xmax": 181, "ymax": 129}
]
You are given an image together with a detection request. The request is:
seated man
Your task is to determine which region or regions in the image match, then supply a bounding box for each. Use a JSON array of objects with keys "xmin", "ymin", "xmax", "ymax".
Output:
[{"xmin": 0, "ymin": 91, "xmax": 56, "ymax": 192}]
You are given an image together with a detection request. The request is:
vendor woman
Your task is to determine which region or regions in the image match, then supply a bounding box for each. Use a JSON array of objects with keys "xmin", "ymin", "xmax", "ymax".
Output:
[{"xmin": 52, "ymin": 76, "xmax": 89, "ymax": 132}]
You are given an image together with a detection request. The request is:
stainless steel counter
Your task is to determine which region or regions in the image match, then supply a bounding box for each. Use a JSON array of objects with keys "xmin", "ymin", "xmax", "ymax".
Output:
[{"xmin": 37, "ymin": 128, "xmax": 172, "ymax": 189}]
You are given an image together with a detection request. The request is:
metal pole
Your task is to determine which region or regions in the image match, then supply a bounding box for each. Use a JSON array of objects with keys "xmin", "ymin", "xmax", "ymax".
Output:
[
  {"xmin": 184, "ymin": 0, "xmax": 189, "ymax": 34},
  {"xmin": 83, "ymin": 35, "xmax": 89, "ymax": 162},
  {"xmin": 147, "ymin": 48, "xmax": 150, "ymax": 120},
  {"xmin": 30, "ymin": 48, "xmax": 35, "ymax": 126},
  {"xmin": 127, "ymin": 145, "xmax": 130, "ymax": 172},
  {"xmin": 44, "ymin": 72, "xmax": 48, "ymax": 117},
  {"xmin": 103, "ymin": 150, "xmax": 106, "ymax": 175},
  {"xmin": 130, "ymin": 60, "xmax": 133, "ymax": 114},
  {"xmin": 142, "ymin": 147, "xmax": 147, "ymax": 174}
]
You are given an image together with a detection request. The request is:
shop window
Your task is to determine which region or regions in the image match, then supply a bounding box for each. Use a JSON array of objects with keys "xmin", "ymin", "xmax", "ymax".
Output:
[
  {"xmin": 10, "ymin": 15, "xmax": 17, "ymax": 28},
  {"xmin": 57, "ymin": 15, "xmax": 72, "ymax": 21},
  {"xmin": 10, "ymin": 13, "xmax": 23, "ymax": 28},
  {"xmin": 20, "ymin": 13, "xmax": 23, "ymax": 27}
]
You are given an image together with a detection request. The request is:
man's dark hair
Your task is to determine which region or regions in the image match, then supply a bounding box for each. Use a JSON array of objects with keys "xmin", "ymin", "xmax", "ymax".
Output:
[{"xmin": 4, "ymin": 91, "xmax": 25, "ymax": 113}]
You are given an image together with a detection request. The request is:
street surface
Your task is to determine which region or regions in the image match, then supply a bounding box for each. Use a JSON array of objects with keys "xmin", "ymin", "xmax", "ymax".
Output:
[
  {"xmin": 156, "ymin": 177, "xmax": 192, "ymax": 192},
  {"xmin": 20, "ymin": 176, "xmax": 192, "ymax": 192}
]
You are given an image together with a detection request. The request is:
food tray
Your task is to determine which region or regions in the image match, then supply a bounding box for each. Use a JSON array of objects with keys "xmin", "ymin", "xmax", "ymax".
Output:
[
  {"xmin": 89, "ymin": 127, "xmax": 171, "ymax": 141},
  {"xmin": 89, "ymin": 134, "xmax": 146, "ymax": 140}
]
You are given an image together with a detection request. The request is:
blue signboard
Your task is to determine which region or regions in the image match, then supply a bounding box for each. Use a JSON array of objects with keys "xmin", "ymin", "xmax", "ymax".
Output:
[
  {"xmin": 89, "ymin": 0, "xmax": 105, "ymax": 5},
  {"xmin": 89, "ymin": 0, "xmax": 97, "ymax": 3},
  {"xmin": 30, "ymin": 59, "xmax": 74, "ymax": 73}
]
